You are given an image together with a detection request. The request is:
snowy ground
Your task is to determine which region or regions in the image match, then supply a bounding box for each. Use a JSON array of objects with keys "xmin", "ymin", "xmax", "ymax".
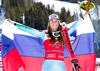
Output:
[
  {"xmin": 97, "ymin": 58, "xmax": 100, "ymax": 71},
  {"xmin": 97, "ymin": 67, "xmax": 100, "ymax": 71}
]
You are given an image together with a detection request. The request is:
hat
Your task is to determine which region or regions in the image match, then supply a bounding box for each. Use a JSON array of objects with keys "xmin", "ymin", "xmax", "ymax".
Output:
[{"xmin": 49, "ymin": 14, "xmax": 59, "ymax": 21}]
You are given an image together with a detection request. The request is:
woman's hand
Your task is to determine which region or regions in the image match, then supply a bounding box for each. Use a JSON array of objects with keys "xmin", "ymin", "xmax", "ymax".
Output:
[
  {"xmin": 83, "ymin": 11, "xmax": 90, "ymax": 18},
  {"xmin": 60, "ymin": 22, "xmax": 67, "ymax": 28}
]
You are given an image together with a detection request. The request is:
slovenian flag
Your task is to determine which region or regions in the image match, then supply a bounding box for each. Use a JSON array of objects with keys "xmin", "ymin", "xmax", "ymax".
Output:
[{"xmin": 1, "ymin": 15, "xmax": 96, "ymax": 71}]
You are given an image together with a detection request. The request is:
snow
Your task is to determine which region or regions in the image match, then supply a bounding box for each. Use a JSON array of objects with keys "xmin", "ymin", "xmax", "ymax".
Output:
[
  {"xmin": 96, "ymin": 58, "xmax": 100, "ymax": 65},
  {"xmin": 35, "ymin": 0, "xmax": 80, "ymax": 15},
  {"xmin": 96, "ymin": 58, "xmax": 100, "ymax": 71}
]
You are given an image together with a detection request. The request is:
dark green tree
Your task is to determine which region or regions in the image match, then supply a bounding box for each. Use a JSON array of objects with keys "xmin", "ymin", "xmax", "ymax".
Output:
[
  {"xmin": 4, "ymin": 0, "xmax": 33, "ymax": 23},
  {"xmin": 60, "ymin": 7, "xmax": 67, "ymax": 23},
  {"xmin": 72, "ymin": 9, "xmax": 79, "ymax": 21},
  {"xmin": 66, "ymin": 9, "xmax": 73, "ymax": 23},
  {"xmin": 29, "ymin": 2, "xmax": 49, "ymax": 30}
]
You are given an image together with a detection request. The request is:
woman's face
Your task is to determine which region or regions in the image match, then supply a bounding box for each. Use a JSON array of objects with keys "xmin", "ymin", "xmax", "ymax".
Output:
[{"xmin": 49, "ymin": 18, "xmax": 59, "ymax": 31}]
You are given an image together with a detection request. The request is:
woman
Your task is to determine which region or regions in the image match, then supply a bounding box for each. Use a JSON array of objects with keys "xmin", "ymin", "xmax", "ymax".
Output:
[
  {"xmin": 26, "ymin": 12, "xmax": 88, "ymax": 71},
  {"xmin": 42, "ymin": 13, "xmax": 85, "ymax": 71},
  {"xmin": 13, "ymin": 12, "xmax": 88, "ymax": 71},
  {"xmin": 42, "ymin": 14, "xmax": 66, "ymax": 71}
]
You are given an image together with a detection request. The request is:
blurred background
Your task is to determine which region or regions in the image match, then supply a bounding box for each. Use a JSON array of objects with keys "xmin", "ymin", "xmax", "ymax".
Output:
[{"xmin": 0, "ymin": 0, "xmax": 100, "ymax": 58}]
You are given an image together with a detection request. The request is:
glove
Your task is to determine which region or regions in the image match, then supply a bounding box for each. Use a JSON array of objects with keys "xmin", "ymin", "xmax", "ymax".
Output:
[
  {"xmin": 71, "ymin": 59, "xmax": 81, "ymax": 71},
  {"xmin": 73, "ymin": 64, "xmax": 81, "ymax": 71},
  {"xmin": 60, "ymin": 22, "xmax": 67, "ymax": 28}
]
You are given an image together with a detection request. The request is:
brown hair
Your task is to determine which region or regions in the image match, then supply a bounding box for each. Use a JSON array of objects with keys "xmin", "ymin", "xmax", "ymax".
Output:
[{"xmin": 47, "ymin": 21, "xmax": 64, "ymax": 46}]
